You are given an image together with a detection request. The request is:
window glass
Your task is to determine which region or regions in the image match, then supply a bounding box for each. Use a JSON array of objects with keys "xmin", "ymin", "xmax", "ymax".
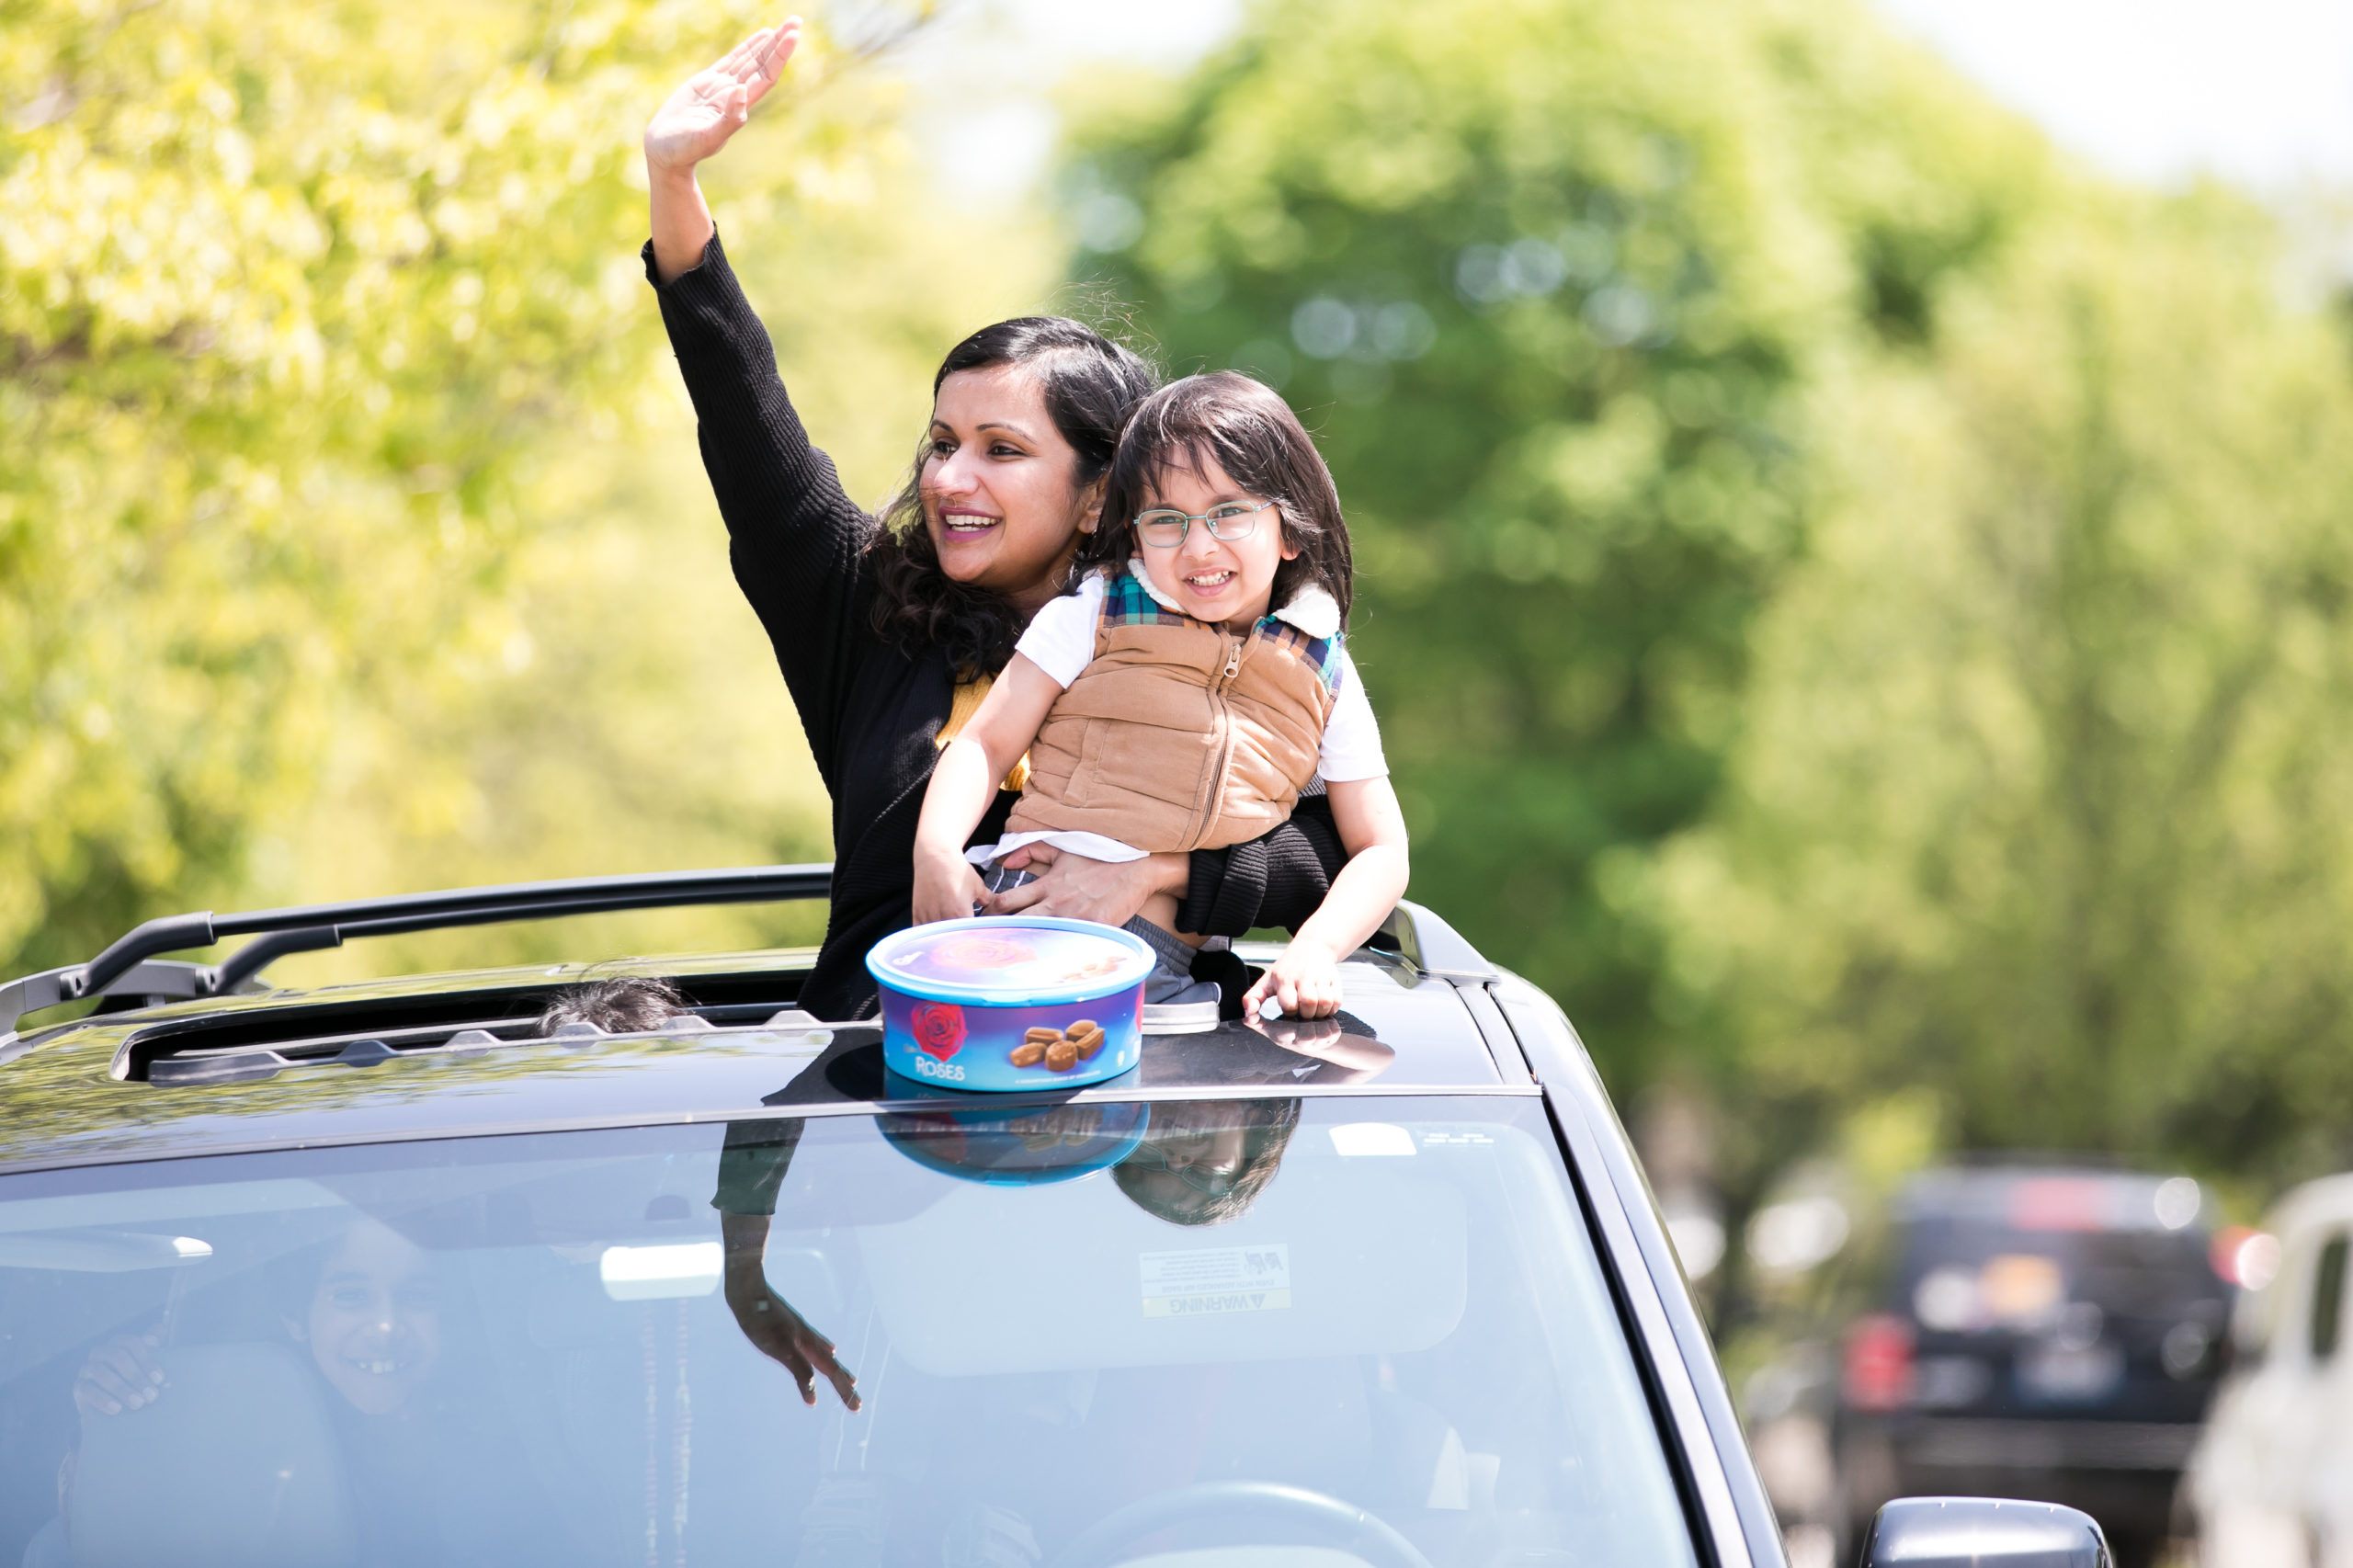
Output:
[
  {"xmin": 2312, "ymin": 1233, "xmax": 2347, "ymax": 1362},
  {"xmin": 0, "ymin": 1096, "xmax": 1696, "ymax": 1568}
]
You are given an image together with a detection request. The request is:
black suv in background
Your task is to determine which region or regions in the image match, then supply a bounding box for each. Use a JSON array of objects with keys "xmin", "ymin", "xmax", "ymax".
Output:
[{"xmin": 1835, "ymin": 1165, "xmax": 2232, "ymax": 1566}]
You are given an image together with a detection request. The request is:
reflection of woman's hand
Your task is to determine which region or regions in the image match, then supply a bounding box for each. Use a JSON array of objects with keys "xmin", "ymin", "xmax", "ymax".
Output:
[
  {"xmin": 720, "ymin": 1213, "xmax": 859, "ymax": 1411},
  {"xmin": 986, "ymin": 845, "xmax": 1186, "ymax": 927},
  {"xmin": 74, "ymin": 1333, "xmax": 165, "ymax": 1416},
  {"xmin": 643, "ymin": 20, "xmax": 800, "ymax": 174},
  {"xmin": 1247, "ymin": 1013, "xmax": 1394, "ymax": 1074}
]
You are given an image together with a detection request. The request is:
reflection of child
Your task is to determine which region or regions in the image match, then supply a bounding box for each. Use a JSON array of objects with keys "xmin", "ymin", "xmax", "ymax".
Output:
[
  {"xmin": 913, "ymin": 373, "xmax": 1409, "ymax": 1019},
  {"xmin": 1112, "ymin": 1099, "xmax": 1301, "ymax": 1227}
]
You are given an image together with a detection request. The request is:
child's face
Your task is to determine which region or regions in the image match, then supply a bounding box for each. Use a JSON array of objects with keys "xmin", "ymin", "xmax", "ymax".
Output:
[{"xmin": 1134, "ymin": 452, "xmax": 1298, "ymax": 630}]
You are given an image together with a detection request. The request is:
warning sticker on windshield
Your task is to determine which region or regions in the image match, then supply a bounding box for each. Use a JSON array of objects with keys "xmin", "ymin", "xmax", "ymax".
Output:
[{"xmin": 1139, "ymin": 1244, "xmax": 1291, "ymax": 1317}]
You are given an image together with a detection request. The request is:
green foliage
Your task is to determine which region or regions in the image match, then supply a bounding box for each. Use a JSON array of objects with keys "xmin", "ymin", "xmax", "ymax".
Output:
[
  {"xmin": 0, "ymin": 0, "xmax": 1039, "ymax": 989},
  {"xmin": 1080, "ymin": 0, "xmax": 2353, "ymax": 1197},
  {"xmin": 1650, "ymin": 187, "xmax": 2353, "ymax": 1186},
  {"xmin": 1064, "ymin": 0, "xmax": 2048, "ymax": 1077}
]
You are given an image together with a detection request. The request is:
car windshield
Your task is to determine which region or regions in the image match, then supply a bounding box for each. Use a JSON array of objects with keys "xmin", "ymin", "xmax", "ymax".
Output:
[{"xmin": 0, "ymin": 1096, "xmax": 1695, "ymax": 1568}]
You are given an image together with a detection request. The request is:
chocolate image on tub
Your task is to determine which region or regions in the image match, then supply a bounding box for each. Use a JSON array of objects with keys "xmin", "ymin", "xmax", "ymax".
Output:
[{"xmin": 1008, "ymin": 1018, "xmax": 1106, "ymax": 1071}]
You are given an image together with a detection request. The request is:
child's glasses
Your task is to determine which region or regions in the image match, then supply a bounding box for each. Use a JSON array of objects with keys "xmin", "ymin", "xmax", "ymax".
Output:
[{"xmin": 1132, "ymin": 498, "xmax": 1276, "ymax": 549}]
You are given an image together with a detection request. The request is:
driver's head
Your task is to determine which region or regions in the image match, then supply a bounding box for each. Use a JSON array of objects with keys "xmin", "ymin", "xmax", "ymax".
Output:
[
  {"xmin": 288, "ymin": 1216, "xmax": 443, "ymax": 1415},
  {"xmin": 1112, "ymin": 1099, "xmax": 1300, "ymax": 1226}
]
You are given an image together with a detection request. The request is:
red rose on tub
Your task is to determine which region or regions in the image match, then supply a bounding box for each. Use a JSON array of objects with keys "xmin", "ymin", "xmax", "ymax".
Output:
[{"xmin": 910, "ymin": 1002, "xmax": 968, "ymax": 1061}]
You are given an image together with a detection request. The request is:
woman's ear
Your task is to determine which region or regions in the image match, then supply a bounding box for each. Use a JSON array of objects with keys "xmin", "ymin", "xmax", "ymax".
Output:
[{"xmin": 1075, "ymin": 475, "xmax": 1108, "ymax": 535}]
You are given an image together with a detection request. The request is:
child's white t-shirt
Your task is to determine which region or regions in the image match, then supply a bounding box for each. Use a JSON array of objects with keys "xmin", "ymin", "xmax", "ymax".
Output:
[{"xmin": 967, "ymin": 570, "xmax": 1388, "ymax": 869}]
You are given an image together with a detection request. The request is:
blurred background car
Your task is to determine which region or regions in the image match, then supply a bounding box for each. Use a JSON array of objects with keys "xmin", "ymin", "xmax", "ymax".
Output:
[
  {"xmin": 2180, "ymin": 1176, "xmax": 2349, "ymax": 1568},
  {"xmin": 1829, "ymin": 1165, "xmax": 2231, "ymax": 1568}
]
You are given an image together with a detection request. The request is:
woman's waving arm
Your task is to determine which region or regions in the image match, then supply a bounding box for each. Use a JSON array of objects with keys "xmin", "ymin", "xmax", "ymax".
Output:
[
  {"xmin": 646, "ymin": 21, "xmax": 799, "ymax": 282},
  {"xmin": 642, "ymin": 19, "xmax": 876, "ymax": 780}
]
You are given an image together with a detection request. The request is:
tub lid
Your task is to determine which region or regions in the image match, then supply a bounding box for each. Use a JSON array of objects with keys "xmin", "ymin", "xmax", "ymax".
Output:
[{"xmin": 867, "ymin": 917, "xmax": 1155, "ymax": 1006}]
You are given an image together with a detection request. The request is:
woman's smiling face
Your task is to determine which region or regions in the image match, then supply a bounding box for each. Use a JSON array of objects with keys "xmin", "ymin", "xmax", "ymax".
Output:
[
  {"xmin": 922, "ymin": 365, "xmax": 1096, "ymax": 613},
  {"xmin": 296, "ymin": 1217, "xmax": 443, "ymax": 1416}
]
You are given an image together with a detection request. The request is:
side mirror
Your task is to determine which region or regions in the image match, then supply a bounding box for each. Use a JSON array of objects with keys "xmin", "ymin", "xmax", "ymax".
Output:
[{"xmin": 1859, "ymin": 1497, "xmax": 2110, "ymax": 1568}]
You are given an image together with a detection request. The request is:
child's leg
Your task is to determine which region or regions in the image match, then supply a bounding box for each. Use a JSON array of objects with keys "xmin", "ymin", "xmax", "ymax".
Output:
[
  {"xmin": 1140, "ymin": 891, "xmax": 1183, "ymax": 936},
  {"xmin": 1120, "ymin": 914, "xmax": 1221, "ymax": 1008},
  {"xmin": 979, "ymin": 858, "xmax": 1036, "ymax": 898}
]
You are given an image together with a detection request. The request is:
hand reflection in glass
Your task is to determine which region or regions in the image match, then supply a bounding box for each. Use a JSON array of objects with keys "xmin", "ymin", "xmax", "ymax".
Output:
[
  {"xmin": 1246, "ymin": 1010, "xmax": 1395, "ymax": 1078},
  {"xmin": 720, "ymin": 1210, "xmax": 860, "ymax": 1411}
]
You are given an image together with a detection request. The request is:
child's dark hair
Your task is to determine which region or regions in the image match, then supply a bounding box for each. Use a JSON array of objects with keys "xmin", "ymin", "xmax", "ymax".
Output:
[
  {"xmin": 1081, "ymin": 372, "xmax": 1353, "ymax": 625},
  {"xmin": 536, "ymin": 976, "xmax": 688, "ymax": 1035}
]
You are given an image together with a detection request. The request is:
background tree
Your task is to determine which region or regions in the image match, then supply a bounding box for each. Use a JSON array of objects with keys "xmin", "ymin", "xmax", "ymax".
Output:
[
  {"xmin": 1648, "ymin": 187, "xmax": 2353, "ymax": 1190},
  {"xmin": 1074, "ymin": 0, "xmax": 2353, "ymax": 1230},
  {"xmin": 1, "ymin": 0, "xmax": 1050, "ymax": 989},
  {"xmin": 1063, "ymin": 0, "xmax": 2048, "ymax": 1082}
]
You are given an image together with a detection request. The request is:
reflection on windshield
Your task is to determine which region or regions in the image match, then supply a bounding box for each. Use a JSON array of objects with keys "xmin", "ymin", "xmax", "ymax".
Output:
[{"xmin": 0, "ymin": 1100, "xmax": 1697, "ymax": 1568}]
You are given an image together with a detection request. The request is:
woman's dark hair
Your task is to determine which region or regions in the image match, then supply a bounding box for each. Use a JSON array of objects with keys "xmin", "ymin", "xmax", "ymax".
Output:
[
  {"xmin": 871, "ymin": 317, "xmax": 1159, "ymax": 676},
  {"xmin": 1078, "ymin": 371, "xmax": 1353, "ymax": 626}
]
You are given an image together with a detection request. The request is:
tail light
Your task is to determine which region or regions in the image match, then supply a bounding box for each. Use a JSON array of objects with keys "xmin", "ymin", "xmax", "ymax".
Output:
[{"xmin": 1844, "ymin": 1312, "xmax": 1915, "ymax": 1412}]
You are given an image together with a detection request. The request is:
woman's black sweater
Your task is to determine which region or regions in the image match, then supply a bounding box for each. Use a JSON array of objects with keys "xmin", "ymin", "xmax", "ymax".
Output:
[{"xmin": 646, "ymin": 236, "xmax": 1345, "ymax": 1019}]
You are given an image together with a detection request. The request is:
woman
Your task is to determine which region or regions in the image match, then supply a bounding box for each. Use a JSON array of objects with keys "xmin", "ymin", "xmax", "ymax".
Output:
[{"xmin": 641, "ymin": 19, "xmax": 1347, "ymax": 1020}]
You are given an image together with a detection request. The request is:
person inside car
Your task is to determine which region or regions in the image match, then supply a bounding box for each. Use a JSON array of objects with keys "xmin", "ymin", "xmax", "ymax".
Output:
[
  {"xmin": 641, "ymin": 20, "xmax": 1348, "ymax": 1023},
  {"xmin": 72, "ymin": 1215, "xmax": 564, "ymax": 1567},
  {"xmin": 912, "ymin": 372, "xmax": 1409, "ymax": 1021}
]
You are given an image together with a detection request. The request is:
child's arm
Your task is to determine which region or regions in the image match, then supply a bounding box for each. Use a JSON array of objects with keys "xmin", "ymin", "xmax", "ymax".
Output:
[
  {"xmin": 1243, "ymin": 776, "xmax": 1410, "ymax": 1018},
  {"xmin": 912, "ymin": 654, "xmax": 1063, "ymax": 926}
]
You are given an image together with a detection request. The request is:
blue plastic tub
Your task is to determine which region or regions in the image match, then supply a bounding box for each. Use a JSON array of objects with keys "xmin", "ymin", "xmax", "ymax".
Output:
[{"xmin": 866, "ymin": 916, "xmax": 1154, "ymax": 1091}]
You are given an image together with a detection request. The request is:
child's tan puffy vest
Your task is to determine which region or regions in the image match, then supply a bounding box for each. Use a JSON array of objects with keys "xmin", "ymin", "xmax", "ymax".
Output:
[{"xmin": 1006, "ymin": 566, "xmax": 1344, "ymax": 854}]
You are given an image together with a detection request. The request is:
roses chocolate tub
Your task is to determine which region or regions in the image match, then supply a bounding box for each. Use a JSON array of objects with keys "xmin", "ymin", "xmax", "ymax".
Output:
[{"xmin": 865, "ymin": 917, "xmax": 1154, "ymax": 1091}]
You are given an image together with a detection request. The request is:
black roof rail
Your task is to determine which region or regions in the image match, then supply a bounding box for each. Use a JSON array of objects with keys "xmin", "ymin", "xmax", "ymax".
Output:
[{"xmin": 0, "ymin": 864, "xmax": 834, "ymax": 1040}]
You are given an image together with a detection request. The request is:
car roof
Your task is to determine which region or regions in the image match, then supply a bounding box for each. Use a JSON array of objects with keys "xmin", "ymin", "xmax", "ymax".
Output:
[{"xmin": 0, "ymin": 869, "xmax": 1525, "ymax": 1176}]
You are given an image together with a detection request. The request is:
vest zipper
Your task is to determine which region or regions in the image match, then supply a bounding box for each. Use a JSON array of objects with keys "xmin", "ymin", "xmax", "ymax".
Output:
[{"xmin": 1188, "ymin": 627, "xmax": 1248, "ymax": 848}]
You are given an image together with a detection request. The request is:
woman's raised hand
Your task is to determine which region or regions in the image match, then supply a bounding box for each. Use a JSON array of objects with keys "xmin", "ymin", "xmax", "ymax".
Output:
[{"xmin": 645, "ymin": 19, "xmax": 801, "ymax": 173}]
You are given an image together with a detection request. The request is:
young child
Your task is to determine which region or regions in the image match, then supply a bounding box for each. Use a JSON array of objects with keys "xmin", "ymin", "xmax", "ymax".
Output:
[{"xmin": 913, "ymin": 372, "xmax": 1408, "ymax": 1019}]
